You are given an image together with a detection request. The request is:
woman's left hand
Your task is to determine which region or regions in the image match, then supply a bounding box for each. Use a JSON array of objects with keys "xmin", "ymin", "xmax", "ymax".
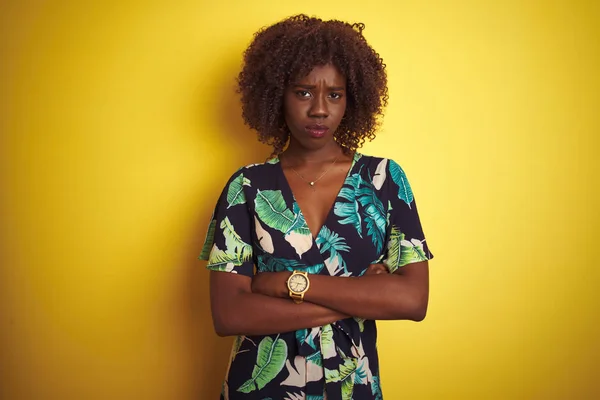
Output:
[{"xmin": 251, "ymin": 272, "xmax": 290, "ymax": 298}]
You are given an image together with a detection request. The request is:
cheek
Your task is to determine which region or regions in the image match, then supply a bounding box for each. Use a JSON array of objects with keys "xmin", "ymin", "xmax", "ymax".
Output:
[
  {"xmin": 284, "ymin": 104, "xmax": 306, "ymax": 125},
  {"xmin": 333, "ymin": 102, "xmax": 347, "ymax": 121}
]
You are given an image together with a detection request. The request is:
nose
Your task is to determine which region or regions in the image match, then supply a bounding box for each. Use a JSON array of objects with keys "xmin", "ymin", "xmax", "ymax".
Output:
[{"xmin": 308, "ymin": 93, "xmax": 328, "ymax": 118}]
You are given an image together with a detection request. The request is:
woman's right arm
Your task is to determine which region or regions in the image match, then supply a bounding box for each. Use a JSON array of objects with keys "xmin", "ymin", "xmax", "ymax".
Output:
[{"xmin": 210, "ymin": 271, "xmax": 347, "ymax": 337}]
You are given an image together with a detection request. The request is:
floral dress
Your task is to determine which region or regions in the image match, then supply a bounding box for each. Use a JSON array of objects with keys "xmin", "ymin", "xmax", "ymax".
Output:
[{"xmin": 200, "ymin": 153, "xmax": 433, "ymax": 400}]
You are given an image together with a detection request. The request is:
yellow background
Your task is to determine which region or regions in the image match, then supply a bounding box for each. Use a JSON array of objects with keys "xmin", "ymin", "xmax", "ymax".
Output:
[{"xmin": 1, "ymin": 1, "xmax": 598, "ymax": 399}]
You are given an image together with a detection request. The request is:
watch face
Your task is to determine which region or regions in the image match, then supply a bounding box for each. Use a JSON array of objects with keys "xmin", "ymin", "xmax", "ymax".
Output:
[{"xmin": 289, "ymin": 274, "xmax": 308, "ymax": 292}]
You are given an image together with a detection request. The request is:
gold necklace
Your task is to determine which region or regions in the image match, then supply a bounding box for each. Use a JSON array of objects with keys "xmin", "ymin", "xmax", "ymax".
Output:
[{"xmin": 287, "ymin": 156, "xmax": 340, "ymax": 187}]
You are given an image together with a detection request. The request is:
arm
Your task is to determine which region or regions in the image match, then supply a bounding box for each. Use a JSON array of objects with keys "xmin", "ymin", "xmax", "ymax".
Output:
[
  {"xmin": 210, "ymin": 270, "xmax": 348, "ymax": 337},
  {"xmin": 252, "ymin": 261, "xmax": 429, "ymax": 321}
]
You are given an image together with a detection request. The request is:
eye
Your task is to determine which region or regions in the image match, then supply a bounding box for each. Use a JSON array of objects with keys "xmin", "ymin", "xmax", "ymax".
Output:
[
  {"xmin": 329, "ymin": 92, "xmax": 343, "ymax": 100},
  {"xmin": 295, "ymin": 90, "xmax": 311, "ymax": 98}
]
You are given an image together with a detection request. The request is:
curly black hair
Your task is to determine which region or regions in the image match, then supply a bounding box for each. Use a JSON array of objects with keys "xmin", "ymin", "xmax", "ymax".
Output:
[{"xmin": 237, "ymin": 14, "xmax": 388, "ymax": 156}]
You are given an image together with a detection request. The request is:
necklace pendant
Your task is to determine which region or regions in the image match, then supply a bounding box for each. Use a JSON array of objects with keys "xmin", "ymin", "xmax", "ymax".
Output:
[{"xmin": 309, "ymin": 181, "xmax": 315, "ymax": 186}]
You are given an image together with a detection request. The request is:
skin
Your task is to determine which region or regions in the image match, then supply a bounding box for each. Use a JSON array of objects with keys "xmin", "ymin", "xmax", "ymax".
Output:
[{"xmin": 209, "ymin": 64, "xmax": 429, "ymax": 337}]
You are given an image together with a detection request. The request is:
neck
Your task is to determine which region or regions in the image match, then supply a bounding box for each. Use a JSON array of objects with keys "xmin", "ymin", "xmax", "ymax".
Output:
[{"xmin": 283, "ymin": 140, "xmax": 344, "ymax": 164}]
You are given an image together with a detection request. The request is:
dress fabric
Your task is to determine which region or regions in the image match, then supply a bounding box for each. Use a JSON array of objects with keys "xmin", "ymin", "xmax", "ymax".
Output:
[{"xmin": 200, "ymin": 153, "xmax": 433, "ymax": 400}]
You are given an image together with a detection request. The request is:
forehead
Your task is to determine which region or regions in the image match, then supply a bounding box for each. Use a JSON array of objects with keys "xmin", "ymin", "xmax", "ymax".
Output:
[{"xmin": 295, "ymin": 64, "xmax": 346, "ymax": 85}]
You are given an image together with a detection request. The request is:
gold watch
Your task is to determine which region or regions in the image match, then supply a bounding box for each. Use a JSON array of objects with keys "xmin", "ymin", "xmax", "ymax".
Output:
[{"xmin": 287, "ymin": 270, "xmax": 310, "ymax": 304}]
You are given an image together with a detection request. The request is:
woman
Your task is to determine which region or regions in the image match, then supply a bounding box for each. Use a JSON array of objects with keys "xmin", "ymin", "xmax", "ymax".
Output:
[{"xmin": 200, "ymin": 14, "xmax": 433, "ymax": 400}]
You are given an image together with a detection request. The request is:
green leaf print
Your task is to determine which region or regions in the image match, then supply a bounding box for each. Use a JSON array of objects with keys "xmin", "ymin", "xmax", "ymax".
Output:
[
  {"xmin": 199, "ymin": 219, "xmax": 216, "ymax": 260},
  {"xmin": 296, "ymin": 329, "xmax": 308, "ymax": 346},
  {"xmin": 296, "ymin": 329, "xmax": 318, "ymax": 351},
  {"xmin": 304, "ymin": 263, "xmax": 325, "ymax": 274},
  {"xmin": 226, "ymin": 173, "xmax": 250, "ymax": 209},
  {"xmin": 335, "ymin": 168, "xmax": 371, "ymax": 238},
  {"xmin": 334, "ymin": 201, "xmax": 362, "ymax": 237},
  {"xmin": 204, "ymin": 248, "xmax": 233, "ymax": 271},
  {"xmin": 358, "ymin": 175, "xmax": 387, "ymax": 247},
  {"xmin": 383, "ymin": 226, "xmax": 405, "ymax": 273},
  {"xmin": 324, "ymin": 357, "xmax": 358, "ymax": 400},
  {"xmin": 363, "ymin": 202, "xmax": 387, "ymax": 255},
  {"xmin": 221, "ymin": 217, "xmax": 253, "ymax": 262},
  {"xmin": 399, "ymin": 238, "xmax": 428, "ymax": 265},
  {"xmin": 254, "ymin": 190, "xmax": 297, "ymax": 233},
  {"xmin": 232, "ymin": 335, "xmax": 245, "ymax": 360},
  {"xmin": 306, "ymin": 351, "xmax": 323, "ymax": 368},
  {"xmin": 389, "ymin": 160, "xmax": 414, "ymax": 207},
  {"xmin": 385, "ymin": 226, "xmax": 428, "ymax": 271},
  {"xmin": 206, "ymin": 217, "xmax": 253, "ymax": 270},
  {"xmin": 287, "ymin": 202, "xmax": 311, "ymax": 236},
  {"xmin": 237, "ymin": 335, "xmax": 288, "ymax": 393},
  {"xmin": 316, "ymin": 226, "xmax": 350, "ymax": 273},
  {"xmin": 321, "ymin": 324, "xmax": 336, "ymax": 359},
  {"xmin": 354, "ymin": 317, "xmax": 366, "ymax": 332},
  {"xmin": 257, "ymin": 255, "xmax": 302, "ymax": 272}
]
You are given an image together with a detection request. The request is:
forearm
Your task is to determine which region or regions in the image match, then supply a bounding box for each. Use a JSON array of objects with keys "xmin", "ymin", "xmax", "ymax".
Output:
[
  {"xmin": 302, "ymin": 273, "xmax": 427, "ymax": 320},
  {"xmin": 212, "ymin": 290, "xmax": 348, "ymax": 337}
]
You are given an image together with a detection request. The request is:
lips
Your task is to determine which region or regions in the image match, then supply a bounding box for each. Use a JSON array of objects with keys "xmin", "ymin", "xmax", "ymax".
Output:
[{"xmin": 305, "ymin": 124, "xmax": 329, "ymax": 138}]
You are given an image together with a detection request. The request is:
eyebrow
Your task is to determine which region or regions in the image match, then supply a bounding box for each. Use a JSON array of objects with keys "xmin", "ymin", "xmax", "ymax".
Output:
[{"xmin": 293, "ymin": 84, "xmax": 346, "ymax": 91}]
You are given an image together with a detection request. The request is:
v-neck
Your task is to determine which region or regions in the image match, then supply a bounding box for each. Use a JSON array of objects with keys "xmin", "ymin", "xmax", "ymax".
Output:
[{"xmin": 276, "ymin": 153, "xmax": 360, "ymax": 244}]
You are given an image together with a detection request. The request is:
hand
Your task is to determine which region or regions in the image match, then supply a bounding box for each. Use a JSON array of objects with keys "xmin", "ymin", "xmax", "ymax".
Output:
[
  {"xmin": 364, "ymin": 264, "xmax": 389, "ymax": 275},
  {"xmin": 251, "ymin": 272, "xmax": 290, "ymax": 298}
]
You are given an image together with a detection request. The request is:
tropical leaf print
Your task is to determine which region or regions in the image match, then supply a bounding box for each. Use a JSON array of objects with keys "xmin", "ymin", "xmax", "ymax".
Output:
[
  {"xmin": 254, "ymin": 190, "xmax": 296, "ymax": 233},
  {"xmin": 284, "ymin": 230, "xmax": 313, "ymax": 258},
  {"xmin": 384, "ymin": 226, "xmax": 428, "ymax": 271},
  {"xmin": 254, "ymin": 216, "xmax": 274, "ymax": 254},
  {"xmin": 232, "ymin": 335, "xmax": 250, "ymax": 361},
  {"xmin": 206, "ymin": 217, "xmax": 252, "ymax": 271},
  {"xmin": 321, "ymin": 324, "xmax": 336, "ymax": 360},
  {"xmin": 355, "ymin": 174, "xmax": 387, "ymax": 254},
  {"xmin": 389, "ymin": 160, "xmax": 414, "ymax": 207},
  {"xmin": 281, "ymin": 356, "xmax": 305, "ymax": 387},
  {"xmin": 255, "ymin": 190, "xmax": 312, "ymax": 257},
  {"xmin": 221, "ymin": 217, "xmax": 253, "ymax": 262},
  {"xmin": 199, "ymin": 219, "xmax": 216, "ymax": 260},
  {"xmin": 227, "ymin": 173, "xmax": 251, "ymax": 209},
  {"xmin": 334, "ymin": 202, "xmax": 362, "ymax": 237},
  {"xmin": 295, "ymin": 329, "xmax": 308, "ymax": 348},
  {"xmin": 335, "ymin": 167, "xmax": 387, "ymax": 250},
  {"xmin": 257, "ymin": 255, "xmax": 301, "ymax": 272},
  {"xmin": 383, "ymin": 225, "xmax": 405, "ymax": 273},
  {"xmin": 237, "ymin": 335, "xmax": 288, "ymax": 393},
  {"xmin": 288, "ymin": 203, "xmax": 311, "ymax": 236},
  {"xmin": 316, "ymin": 226, "xmax": 350, "ymax": 274},
  {"xmin": 283, "ymin": 392, "xmax": 305, "ymax": 400},
  {"xmin": 324, "ymin": 357, "xmax": 358, "ymax": 400},
  {"xmin": 354, "ymin": 317, "xmax": 366, "ymax": 332},
  {"xmin": 399, "ymin": 238, "xmax": 428, "ymax": 265},
  {"xmin": 205, "ymin": 246, "xmax": 238, "ymax": 272},
  {"xmin": 354, "ymin": 361, "xmax": 368, "ymax": 384},
  {"xmin": 304, "ymin": 263, "xmax": 325, "ymax": 274},
  {"xmin": 307, "ymin": 350, "xmax": 323, "ymax": 368},
  {"xmin": 373, "ymin": 158, "xmax": 387, "ymax": 190},
  {"xmin": 324, "ymin": 255, "xmax": 343, "ymax": 276},
  {"xmin": 371, "ymin": 375, "xmax": 383, "ymax": 400},
  {"xmin": 334, "ymin": 169, "xmax": 364, "ymax": 237},
  {"xmin": 296, "ymin": 327, "xmax": 319, "ymax": 352},
  {"xmin": 362, "ymin": 202, "xmax": 387, "ymax": 255}
]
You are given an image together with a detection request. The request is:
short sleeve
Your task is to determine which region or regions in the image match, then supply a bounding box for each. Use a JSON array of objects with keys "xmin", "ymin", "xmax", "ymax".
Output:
[
  {"xmin": 383, "ymin": 159, "xmax": 434, "ymax": 273},
  {"xmin": 199, "ymin": 169, "xmax": 255, "ymax": 277}
]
